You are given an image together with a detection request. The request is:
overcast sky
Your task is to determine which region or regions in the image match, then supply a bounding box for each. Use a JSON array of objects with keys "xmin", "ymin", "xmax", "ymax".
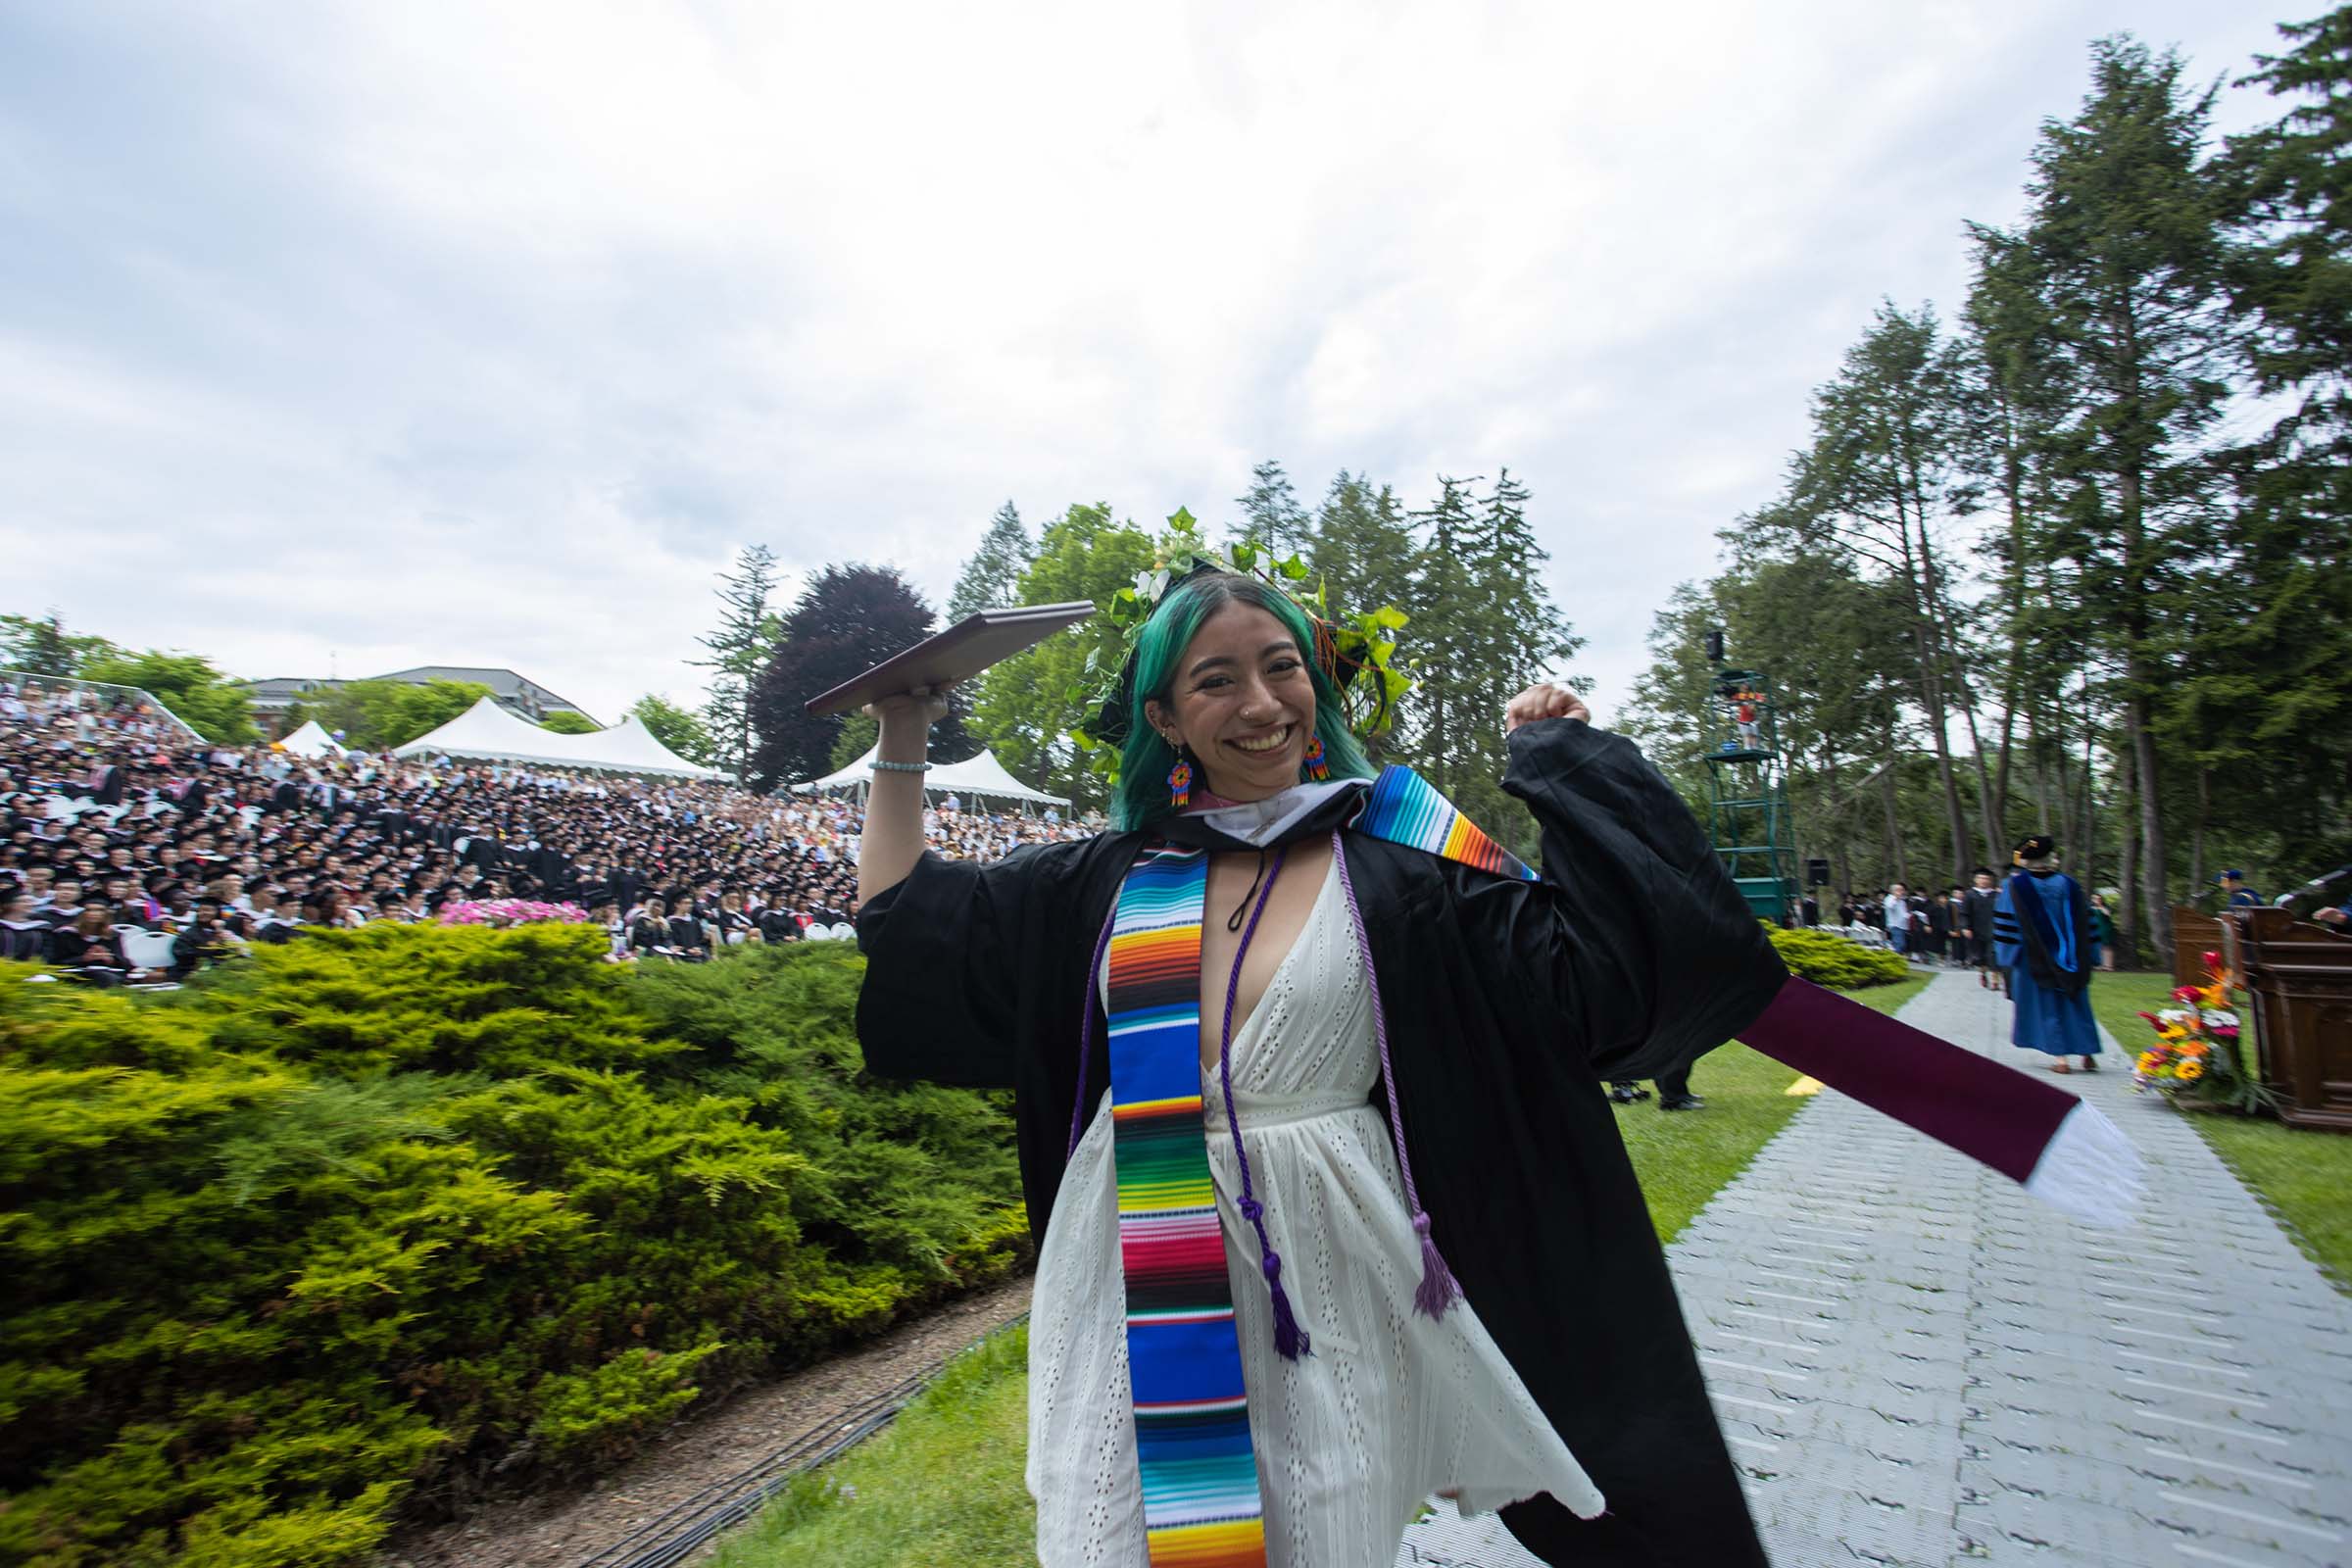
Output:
[{"xmin": 0, "ymin": 2, "xmax": 2291, "ymax": 727}]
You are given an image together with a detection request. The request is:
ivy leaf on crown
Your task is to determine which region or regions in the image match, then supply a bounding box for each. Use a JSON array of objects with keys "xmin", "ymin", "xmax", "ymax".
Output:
[{"xmin": 1065, "ymin": 514, "xmax": 1412, "ymax": 790}]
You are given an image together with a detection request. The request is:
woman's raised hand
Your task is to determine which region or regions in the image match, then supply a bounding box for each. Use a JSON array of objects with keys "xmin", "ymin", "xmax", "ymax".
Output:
[
  {"xmin": 1504, "ymin": 682, "xmax": 1591, "ymax": 733},
  {"xmin": 862, "ymin": 684, "xmax": 954, "ymax": 732}
]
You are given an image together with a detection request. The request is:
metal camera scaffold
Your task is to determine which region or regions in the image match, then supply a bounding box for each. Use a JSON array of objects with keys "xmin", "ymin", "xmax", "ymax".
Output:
[{"xmin": 1702, "ymin": 662, "xmax": 1798, "ymax": 923}]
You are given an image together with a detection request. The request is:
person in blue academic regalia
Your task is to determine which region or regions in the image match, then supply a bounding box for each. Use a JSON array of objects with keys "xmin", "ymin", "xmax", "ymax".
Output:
[{"xmin": 1992, "ymin": 834, "xmax": 2101, "ymax": 1073}]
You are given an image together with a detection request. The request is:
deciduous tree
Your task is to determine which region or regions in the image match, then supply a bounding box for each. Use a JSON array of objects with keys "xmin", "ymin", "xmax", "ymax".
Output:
[
  {"xmin": 747, "ymin": 565, "xmax": 953, "ymax": 791},
  {"xmin": 629, "ymin": 694, "xmax": 716, "ymax": 766}
]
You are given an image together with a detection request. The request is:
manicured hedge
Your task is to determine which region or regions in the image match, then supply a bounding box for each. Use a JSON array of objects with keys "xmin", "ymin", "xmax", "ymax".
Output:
[
  {"xmin": 1765, "ymin": 923, "xmax": 1913, "ymax": 989},
  {"xmin": 0, "ymin": 929, "xmax": 1025, "ymax": 1568}
]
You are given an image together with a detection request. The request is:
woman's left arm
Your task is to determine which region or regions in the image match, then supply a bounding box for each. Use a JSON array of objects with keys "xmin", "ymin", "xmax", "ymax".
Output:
[{"xmin": 1497, "ymin": 690, "xmax": 1788, "ymax": 1082}]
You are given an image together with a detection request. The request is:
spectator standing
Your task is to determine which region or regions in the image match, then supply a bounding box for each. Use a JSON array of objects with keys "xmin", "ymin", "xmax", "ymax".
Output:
[{"xmin": 2090, "ymin": 893, "xmax": 2120, "ymax": 970}]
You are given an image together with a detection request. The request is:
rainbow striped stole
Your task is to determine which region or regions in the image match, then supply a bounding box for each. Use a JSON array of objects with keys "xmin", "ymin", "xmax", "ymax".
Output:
[
  {"xmin": 1355, "ymin": 765, "xmax": 1537, "ymax": 881},
  {"xmin": 1106, "ymin": 841, "xmax": 1268, "ymax": 1568}
]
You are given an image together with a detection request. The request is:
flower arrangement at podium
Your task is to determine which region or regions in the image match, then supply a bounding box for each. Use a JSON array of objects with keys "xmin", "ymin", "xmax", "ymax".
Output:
[{"xmin": 2133, "ymin": 951, "xmax": 2256, "ymax": 1108}]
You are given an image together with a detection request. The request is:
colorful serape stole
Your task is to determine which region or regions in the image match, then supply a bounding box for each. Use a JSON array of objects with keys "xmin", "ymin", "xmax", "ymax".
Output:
[
  {"xmin": 1354, "ymin": 765, "xmax": 1537, "ymax": 882},
  {"xmin": 1105, "ymin": 841, "xmax": 1268, "ymax": 1568}
]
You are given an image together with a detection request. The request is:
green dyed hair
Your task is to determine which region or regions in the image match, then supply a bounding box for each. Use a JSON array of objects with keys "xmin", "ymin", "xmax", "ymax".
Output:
[{"xmin": 1111, "ymin": 572, "xmax": 1376, "ymax": 831}]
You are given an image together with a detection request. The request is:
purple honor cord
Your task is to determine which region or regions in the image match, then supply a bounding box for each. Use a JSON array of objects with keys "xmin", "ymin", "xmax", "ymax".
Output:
[
  {"xmin": 1221, "ymin": 845, "xmax": 1308, "ymax": 1359},
  {"xmin": 1333, "ymin": 828, "xmax": 1459, "ymax": 1320},
  {"xmin": 1069, "ymin": 827, "xmax": 1455, "ymax": 1353}
]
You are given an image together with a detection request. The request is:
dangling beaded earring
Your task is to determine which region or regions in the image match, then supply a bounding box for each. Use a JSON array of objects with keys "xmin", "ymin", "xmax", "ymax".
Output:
[
  {"xmin": 1302, "ymin": 730, "xmax": 1330, "ymax": 782},
  {"xmin": 1166, "ymin": 744, "xmax": 1193, "ymax": 808}
]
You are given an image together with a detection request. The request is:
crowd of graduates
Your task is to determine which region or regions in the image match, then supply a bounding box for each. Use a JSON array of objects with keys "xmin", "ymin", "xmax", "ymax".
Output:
[{"xmin": 0, "ymin": 677, "xmax": 1097, "ymax": 985}]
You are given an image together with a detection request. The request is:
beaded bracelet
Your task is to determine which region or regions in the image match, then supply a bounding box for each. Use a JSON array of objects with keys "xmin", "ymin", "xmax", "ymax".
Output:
[{"xmin": 868, "ymin": 760, "xmax": 930, "ymax": 773}]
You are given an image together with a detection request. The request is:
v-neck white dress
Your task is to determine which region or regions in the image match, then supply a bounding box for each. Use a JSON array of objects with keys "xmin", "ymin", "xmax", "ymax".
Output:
[{"xmin": 1025, "ymin": 856, "xmax": 1605, "ymax": 1566}]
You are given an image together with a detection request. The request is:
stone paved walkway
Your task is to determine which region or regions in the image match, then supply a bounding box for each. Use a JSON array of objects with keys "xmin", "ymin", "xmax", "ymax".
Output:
[{"xmin": 1396, "ymin": 970, "xmax": 2352, "ymax": 1567}]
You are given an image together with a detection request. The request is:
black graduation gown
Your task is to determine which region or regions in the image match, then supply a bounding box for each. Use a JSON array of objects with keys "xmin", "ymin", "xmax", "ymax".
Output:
[
  {"xmin": 857, "ymin": 718, "xmax": 1787, "ymax": 1565},
  {"xmin": 1962, "ymin": 887, "xmax": 2001, "ymax": 963}
]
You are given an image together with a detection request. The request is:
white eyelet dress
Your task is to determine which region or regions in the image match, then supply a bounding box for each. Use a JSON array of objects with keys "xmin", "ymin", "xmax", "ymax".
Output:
[{"xmin": 1025, "ymin": 856, "xmax": 1605, "ymax": 1566}]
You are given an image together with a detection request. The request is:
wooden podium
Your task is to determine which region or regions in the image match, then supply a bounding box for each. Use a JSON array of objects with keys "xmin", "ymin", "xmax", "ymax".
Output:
[
  {"xmin": 2171, "ymin": 905, "xmax": 2225, "ymax": 986},
  {"xmin": 2221, "ymin": 907, "xmax": 2352, "ymax": 1134}
]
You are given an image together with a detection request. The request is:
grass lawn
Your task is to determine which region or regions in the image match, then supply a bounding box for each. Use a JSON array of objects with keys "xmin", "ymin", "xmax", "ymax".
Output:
[
  {"xmin": 2087, "ymin": 970, "xmax": 2352, "ymax": 1292},
  {"xmin": 703, "ymin": 1323, "xmax": 1037, "ymax": 1568},
  {"xmin": 715, "ymin": 971, "xmax": 1935, "ymax": 1566}
]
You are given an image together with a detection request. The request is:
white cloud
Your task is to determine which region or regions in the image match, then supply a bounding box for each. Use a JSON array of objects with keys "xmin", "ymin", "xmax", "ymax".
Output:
[{"xmin": 0, "ymin": 0, "xmax": 2291, "ymax": 727}]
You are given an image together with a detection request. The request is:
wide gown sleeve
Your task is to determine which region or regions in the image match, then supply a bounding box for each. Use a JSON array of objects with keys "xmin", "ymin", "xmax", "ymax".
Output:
[
  {"xmin": 855, "ymin": 845, "xmax": 1064, "ymax": 1089},
  {"xmin": 1496, "ymin": 716, "xmax": 1788, "ymax": 1081}
]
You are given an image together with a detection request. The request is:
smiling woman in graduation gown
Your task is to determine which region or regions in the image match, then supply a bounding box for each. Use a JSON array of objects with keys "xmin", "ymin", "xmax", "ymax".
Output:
[{"xmin": 858, "ymin": 714, "xmax": 1788, "ymax": 1565}]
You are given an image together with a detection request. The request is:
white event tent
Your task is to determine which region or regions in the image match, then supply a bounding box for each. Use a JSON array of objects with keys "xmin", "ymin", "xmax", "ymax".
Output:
[
  {"xmin": 798, "ymin": 744, "xmax": 1068, "ymax": 808},
  {"xmin": 275, "ymin": 719, "xmax": 348, "ymax": 759},
  {"xmin": 392, "ymin": 697, "xmax": 725, "ymax": 779}
]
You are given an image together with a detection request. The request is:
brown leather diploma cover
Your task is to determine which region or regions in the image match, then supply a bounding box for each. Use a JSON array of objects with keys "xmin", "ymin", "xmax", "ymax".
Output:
[{"xmin": 802, "ymin": 602, "xmax": 1098, "ymax": 716}]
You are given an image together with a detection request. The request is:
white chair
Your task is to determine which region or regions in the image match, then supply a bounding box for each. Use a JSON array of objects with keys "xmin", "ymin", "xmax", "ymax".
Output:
[
  {"xmin": 827, "ymin": 921, "xmax": 857, "ymax": 942},
  {"xmin": 121, "ymin": 929, "xmax": 180, "ymax": 972}
]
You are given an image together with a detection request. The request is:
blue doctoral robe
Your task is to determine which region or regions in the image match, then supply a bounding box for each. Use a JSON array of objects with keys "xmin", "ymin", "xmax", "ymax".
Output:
[{"xmin": 1994, "ymin": 872, "xmax": 2099, "ymax": 1057}]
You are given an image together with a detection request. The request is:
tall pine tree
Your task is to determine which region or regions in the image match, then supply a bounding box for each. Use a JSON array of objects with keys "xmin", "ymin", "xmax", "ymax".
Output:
[
  {"xmin": 2018, "ymin": 35, "xmax": 2234, "ymax": 956},
  {"xmin": 1396, "ymin": 472, "xmax": 1577, "ymax": 856},
  {"xmin": 2200, "ymin": 10, "xmax": 2352, "ymax": 869},
  {"xmin": 693, "ymin": 545, "xmax": 782, "ymax": 780},
  {"xmin": 1767, "ymin": 302, "xmax": 1994, "ymax": 878},
  {"xmin": 946, "ymin": 502, "xmax": 1034, "ymax": 622},
  {"xmin": 1232, "ymin": 461, "xmax": 1313, "ymax": 562}
]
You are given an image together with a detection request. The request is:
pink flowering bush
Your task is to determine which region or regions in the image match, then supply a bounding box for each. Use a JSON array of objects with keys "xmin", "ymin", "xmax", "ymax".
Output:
[{"xmin": 437, "ymin": 897, "xmax": 590, "ymax": 928}]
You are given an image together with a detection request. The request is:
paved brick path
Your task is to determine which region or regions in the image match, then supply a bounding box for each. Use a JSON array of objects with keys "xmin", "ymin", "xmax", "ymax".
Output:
[{"xmin": 1396, "ymin": 969, "xmax": 2352, "ymax": 1567}]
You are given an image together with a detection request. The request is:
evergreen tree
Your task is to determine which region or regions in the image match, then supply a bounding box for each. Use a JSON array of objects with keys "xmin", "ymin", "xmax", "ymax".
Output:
[
  {"xmin": 693, "ymin": 545, "xmax": 783, "ymax": 780},
  {"xmin": 1303, "ymin": 472, "xmax": 1419, "ymax": 760},
  {"xmin": 747, "ymin": 565, "xmax": 953, "ymax": 791},
  {"xmin": 946, "ymin": 502, "xmax": 1034, "ymax": 623},
  {"xmin": 1764, "ymin": 302, "xmax": 1992, "ymax": 879},
  {"xmin": 1231, "ymin": 460, "xmax": 1313, "ymax": 562},
  {"xmin": 1963, "ymin": 228, "xmax": 2080, "ymax": 846},
  {"xmin": 2200, "ymin": 10, "xmax": 2352, "ymax": 869},
  {"xmin": 2017, "ymin": 35, "xmax": 2235, "ymax": 955},
  {"xmin": 1306, "ymin": 474, "xmax": 1419, "ymax": 636},
  {"xmin": 1392, "ymin": 472, "xmax": 1576, "ymax": 856},
  {"xmin": 1398, "ymin": 476, "xmax": 1482, "ymax": 799}
]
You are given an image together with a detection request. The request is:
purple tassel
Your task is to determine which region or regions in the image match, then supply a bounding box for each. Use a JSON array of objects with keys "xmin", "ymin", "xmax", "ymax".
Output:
[
  {"xmin": 1221, "ymin": 857, "xmax": 1314, "ymax": 1365},
  {"xmin": 1262, "ymin": 1243, "xmax": 1310, "ymax": 1359},
  {"xmin": 1239, "ymin": 1197, "xmax": 1309, "ymax": 1359},
  {"xmin": 1410, "ymin": 1211, "xmax": 1460, "ymax": 1321},
  {"xmin": 1334, "ymin": 830, "xmax": 1459, "ymax": 1324}
]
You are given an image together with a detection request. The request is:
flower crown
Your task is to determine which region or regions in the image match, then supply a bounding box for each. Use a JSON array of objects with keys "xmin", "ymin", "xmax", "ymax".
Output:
[{"xmin": 1069, "ymin": 520, "xmax": 1411, "ymax": 789}]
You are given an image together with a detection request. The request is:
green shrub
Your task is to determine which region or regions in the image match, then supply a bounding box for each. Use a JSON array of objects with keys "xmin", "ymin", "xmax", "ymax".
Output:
[
  {"xmin": 0, "ymin": 931, "xmax": 1025, "ymax": 1567},
  {"xmin": 1765, "ymin": 924, "xmax": 1912, "ymax": 989}
]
